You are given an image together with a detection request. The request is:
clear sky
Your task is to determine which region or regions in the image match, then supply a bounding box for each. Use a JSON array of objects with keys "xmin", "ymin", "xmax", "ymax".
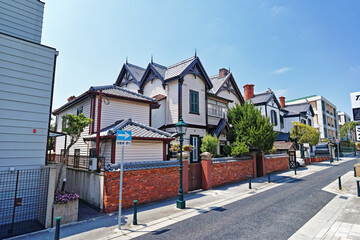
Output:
[{"xmin": 41, "ymin": 0, "xmax": 360, "ymax": 117}]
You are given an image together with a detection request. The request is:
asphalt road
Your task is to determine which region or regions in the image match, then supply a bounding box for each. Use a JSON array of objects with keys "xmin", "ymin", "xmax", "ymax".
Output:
[{"xmin": 136, "ymin": 158, "xmax": 358, "ymax": 240}]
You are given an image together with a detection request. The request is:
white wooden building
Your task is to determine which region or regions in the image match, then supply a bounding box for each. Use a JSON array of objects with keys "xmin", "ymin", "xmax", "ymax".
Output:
[
  {"xmin": 53, "ymin": 85, "xmax": 174, "ymax": 165},
  {"xmin": 115, "ymin": 57, "xmax": 244, "ymax": 160},
  {"xmin": 0, "ymin": 0, "xmax": 58, "ymax": 170}
]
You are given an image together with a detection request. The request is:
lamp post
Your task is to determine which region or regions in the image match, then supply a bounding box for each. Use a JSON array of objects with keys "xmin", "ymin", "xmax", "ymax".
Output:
[{"xmin": 175, "ymin": 115, "xmax": 187, "ymax": 209}]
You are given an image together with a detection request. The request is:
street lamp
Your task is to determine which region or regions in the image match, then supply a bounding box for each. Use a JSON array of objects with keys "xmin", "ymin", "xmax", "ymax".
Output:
[{"xmin": 175, "ymin": 115, "xmax": 187, "ymax": 209}]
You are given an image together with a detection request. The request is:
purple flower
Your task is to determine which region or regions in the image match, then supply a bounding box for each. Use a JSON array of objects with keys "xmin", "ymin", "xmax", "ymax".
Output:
[{"xmin": 54, "ymin": 191, "xmax": 79, "ymax": 204}]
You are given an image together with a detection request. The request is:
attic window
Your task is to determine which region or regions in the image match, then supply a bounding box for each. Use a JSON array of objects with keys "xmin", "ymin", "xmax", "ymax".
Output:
[{"xmin": 77, "ymin": 106, "xmax": 83, "ymax": 115}]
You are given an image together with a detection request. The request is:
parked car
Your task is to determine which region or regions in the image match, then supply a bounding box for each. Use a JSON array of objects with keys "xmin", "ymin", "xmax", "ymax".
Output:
[{"xmin": 296, "ymin": 158, "xmax": 306, "ymax": 167}]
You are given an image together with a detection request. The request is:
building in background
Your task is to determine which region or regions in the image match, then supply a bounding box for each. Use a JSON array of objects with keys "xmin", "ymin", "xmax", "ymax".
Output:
[
  {"xmin": 286, "ymin": 95, "xmax": 339, "ymax": 140},
  {"xmin": 338, "ymin": 112, "xmax": 352, "ymax": 140},
  {"xmin": 0, "ymin": 0, "xmax": 58, "ymax": 237}
]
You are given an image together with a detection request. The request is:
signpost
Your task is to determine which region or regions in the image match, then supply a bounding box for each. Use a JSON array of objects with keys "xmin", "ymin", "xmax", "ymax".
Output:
[
  {"xmin": 116, "ymin": 130, "xmax": 132, "ymax": 230},
  {"xmin": 350, "ymin": 91, "xmax": 360, "ymax": 121}
]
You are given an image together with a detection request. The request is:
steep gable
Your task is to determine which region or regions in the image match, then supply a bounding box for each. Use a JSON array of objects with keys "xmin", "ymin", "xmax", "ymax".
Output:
[
  {"xmin": 115, "ymin": 63, "xmax": 146, "ymax": 88},
  {"xmin": 209, "ymin": 72, "xmax": 244, "ymax": 104}
]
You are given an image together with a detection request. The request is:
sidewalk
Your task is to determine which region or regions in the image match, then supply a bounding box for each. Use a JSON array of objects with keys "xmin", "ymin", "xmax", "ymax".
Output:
[
  {"xmin": 12, "ymin": 157, "xmax": 355, "ymax": 240},
  {"xmin": 290, "ymin": 161, "xmax": 360, "ymax": 240}
]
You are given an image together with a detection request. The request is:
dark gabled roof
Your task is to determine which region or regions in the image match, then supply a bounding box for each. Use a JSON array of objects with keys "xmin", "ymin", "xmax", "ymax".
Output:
[
  {"xmin": 115, "ymin": 63, "xmax": 146, "ymax": 87},
  {"xmin": 276, "ymin": 132, "xmax": 290, "ymax": 141},
  {"xmin": 152, "ymin": 62, "xmax": 167, "ymax": 79},
  {"xmin": 283, "ymin": 102, "xmax": 314, "ymax": 117},
  {"xmin": 247, "ymin": 92, "xmax": 272, "ymax": 105},
  {"xmin": 274, "ymin": 141, "xmax": 296, "ymax": 150},
  {"xmin": 83, "ymin": 119, "xmax": 174, "ymax": 140},
  {"xmin": 139, "ymin": 62, "xmax": 167, "ymax": 89},
  {"xmin": 209, "ymin": 72, "xmax": 244, "ymax": 104},
  {"xmin": 53, "ymin": 85, "xmax": 157, "ymax": 115}
]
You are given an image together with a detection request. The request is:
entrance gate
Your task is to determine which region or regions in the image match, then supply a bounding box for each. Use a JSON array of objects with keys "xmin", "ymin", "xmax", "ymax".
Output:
[
  {"xmin": 188, "ymin": 162, "xmax": 202, "ymax": 191},
  {"xmin": 0, "ymin": 169, "xmax": 50, "ymax": 239},
  {"xmin": 289, "ymin": 151, "xmax": 296, "ymax": 168}
]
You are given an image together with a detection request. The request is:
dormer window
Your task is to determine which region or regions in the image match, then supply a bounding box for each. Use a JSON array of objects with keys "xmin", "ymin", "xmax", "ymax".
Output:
[{"xmin": 77, "ymin": 106, "xmax": 83, "ymax": 115}]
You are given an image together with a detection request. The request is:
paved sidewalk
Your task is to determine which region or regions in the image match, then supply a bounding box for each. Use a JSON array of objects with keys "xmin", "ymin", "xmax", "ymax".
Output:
[
  {"xmin": 290, "ymin": 159, "xmax": 360, "ymax": 240},
  {"xmin": 11, "ymin": 157, "xmax": 355, "ymax": 240}
]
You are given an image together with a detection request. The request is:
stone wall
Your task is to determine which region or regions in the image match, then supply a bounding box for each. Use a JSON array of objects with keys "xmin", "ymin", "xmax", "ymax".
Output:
[{"xmin": 211, "ymin": 159, "xmax": 255, "ymax": 187}]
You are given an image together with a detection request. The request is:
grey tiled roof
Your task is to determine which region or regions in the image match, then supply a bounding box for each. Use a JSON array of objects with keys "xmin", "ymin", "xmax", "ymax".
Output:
[
  {"xmin": 283, "ymin": 103, "xmax": 310, "ymax": 115},
  {"xmin": 126, "ymin": 63, "xmax": 146, "ymax": 82},
  {"xmin": 151, "ymin": 63, "xmax": 167, "ymax": 79},
  {"xmin": 247, "ymin": 92, "xmax": 272, "ymax": 104},
  {"xmin": 89, "ymin": 85, "xmax": 156, "ymax": 102},
  {"xmin": 164, "ymin": 56, "xmax": 196, "ymax": 80},
  {"xmin": 84, "ymin": 119, "xmax": 174, "ymax": 140},
  {"xmin": 209, "ymin": 74, "xmax": 228, "ymax": 94}
]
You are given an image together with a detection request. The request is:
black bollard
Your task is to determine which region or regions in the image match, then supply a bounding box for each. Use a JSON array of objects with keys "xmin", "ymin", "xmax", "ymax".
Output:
[
  {"xmin": 133, "ymin": 200, "xmax": 138, "ymax": 225},
  {"xmin": 248, "ymin": 175, "xmax": 252, "ymax": 189},
  {"xmin": 267, "ymin": 171, "xmax": 271, "ymax": 183},
  {"xmin": 357, "ymin": 180, "xmax": 360, "ymax": 197},
  {"xmin": 294, "ymin": 165, "xmax": 297, "ymax": 175},
  {"xmin": 355, "ymin": 167, "xmax": 357, "ymax": 177},
  {"xmin": 338, "ymin": 176, "xmax": 342, "ymax": 190},
  {"xmin": 55, "ymin": 217, "xmax": 61, "ymax": 240}
]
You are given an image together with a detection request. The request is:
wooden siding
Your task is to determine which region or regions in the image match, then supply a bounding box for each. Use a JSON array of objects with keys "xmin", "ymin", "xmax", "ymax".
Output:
[
  {"xmin": 167, "ymin": 81, "xmax": 178, "ymax": 124},
  {"xmin": 0, "ymin": 33, "xmax": 56, "ymax": 169},
  {"xmin": 115, "ymin": 140, "xmax": 163, "ymax": 163},
  {"xmin": 182, "ymin": 74, "xmax": 206, "ymax": 126},
  {"xmin": 100, "ymin": 98, "xmax": 150, "ymax": 128},
  {"xmin": 55, "ymin": 98, "xmax": 91, "ymax": 156},
  {"xmin": 143, "ymin": 78, "xmax": 166, "ymax": 98},
  {"xmin": 217, "ymin": 91, "xmax": 240, "ymax": 109},
  {"xmin": 152, "ymin": 99, "xmax": 166, "ymax": 128},
  {"xmin": 0, "ymin": 0, "xmax": 44, "ymax": 43}
]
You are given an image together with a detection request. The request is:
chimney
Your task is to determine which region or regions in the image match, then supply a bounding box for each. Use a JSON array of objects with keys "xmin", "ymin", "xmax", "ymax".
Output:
[
  {"xmin": 279, "ymin": 96, "xmax": 285, "ymax": 109},
  {"xmin": 219, "ymin": 68, "xmax": 229, "ymax": 78},
  {"xmin": 67, "ymin": 95, "xmax": 76, "ymax": 102},
  {"xmin": 243, "ymin": 84, "xmax": 254, "ymax": 100}
]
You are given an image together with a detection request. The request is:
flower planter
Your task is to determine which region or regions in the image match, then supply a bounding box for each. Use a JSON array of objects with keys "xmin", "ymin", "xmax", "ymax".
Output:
[
  {"xmin": 53, "ymin": 199, "xmax": 79, "ymax": 225},
  {"xmin": 176, "ymin": 152, "xmax": 189, "ymax": 160}
]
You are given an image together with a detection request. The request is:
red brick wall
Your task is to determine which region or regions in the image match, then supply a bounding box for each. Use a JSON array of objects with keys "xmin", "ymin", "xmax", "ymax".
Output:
[
  {"xmin": 212, "ymin": 160, "xmax": 254, "ymax": 187},
  {"xmin": 264, "ymin": 156, "xmax": 289, "ymax": 173},
  {"xmin": 103, "ymin": 167, "xmax": 180, "ymax": 213},
  {"xmin": 311, "ymin": 156, "xmax": 330, "ymax": 163}
]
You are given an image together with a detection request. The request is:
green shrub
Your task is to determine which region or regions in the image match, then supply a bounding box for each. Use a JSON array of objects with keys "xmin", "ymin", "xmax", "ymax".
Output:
[{"xmin": 200, "ymin": 134, "xmax": 219, "ymax": 155}]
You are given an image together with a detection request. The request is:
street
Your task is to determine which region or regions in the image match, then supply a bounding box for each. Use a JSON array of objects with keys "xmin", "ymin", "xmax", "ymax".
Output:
[{"xmin": 136, "ymin": 159, "xmax": 358, "ymax": 240}]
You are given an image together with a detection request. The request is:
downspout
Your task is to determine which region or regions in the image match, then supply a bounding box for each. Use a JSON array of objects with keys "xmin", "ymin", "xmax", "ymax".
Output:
[{"xmin": 96, "ymin": 90, "xmax": 102, "ymax": 171}]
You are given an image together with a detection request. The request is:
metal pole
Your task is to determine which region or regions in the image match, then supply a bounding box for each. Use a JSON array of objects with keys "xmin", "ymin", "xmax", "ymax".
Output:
[
  {"xmin": 355, "ymin": 167, "xmax": 357, "ymax": 177},
  {"xmin": 267, "ymin": 171, "xmax": 270, "ymax": 183},
  {"xmin": 338, "ymin": 175, "xmax": 342, "ymax": 190},
  {"xmin": 176, "ymin": 134, "xmax": 185, "ymax": 209},
  {"xmin": 133, "ymin": 200, "xmax": 138, "ymax": 225},
  {"xmin": 294, "ymin": 164, "xmax": 297, "ymax": 175},
  {"xmin": 118, "ymin": 145, "xmax": 124, "ymax": 230},
  {"xmin": 357, "ymin": 180, "xmax": 360, "ymax": 197},
  {"xmin": 248, "ymin": 175, "xmax": 252, "ymax": 189},
  {"xmin": 337, "ymin": 143, "xmax": 339, "ymax": 161},
  {"xmin": 55, "ymin": 217, "xmax": 61, "ymax": 240}
]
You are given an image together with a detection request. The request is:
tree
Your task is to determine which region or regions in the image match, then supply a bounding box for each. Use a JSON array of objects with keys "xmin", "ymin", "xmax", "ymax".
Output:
[
  {"xmin": 226, "ymin": 102, "xmax": 277, "ymax": 156},
  {"xmin": 200, "ymin": 134, "xmax": 219, "ymax": 155},
  {"xmin": 290, "ymin": 122, "xmax": 320, "ymax": 157},
  {"xmin": 340, "ymin": 121, "xmax": 360, "ymax": 139},
  {"xmin": 56, "ymin": 113, "xmax": 92, "ymax": 191}
]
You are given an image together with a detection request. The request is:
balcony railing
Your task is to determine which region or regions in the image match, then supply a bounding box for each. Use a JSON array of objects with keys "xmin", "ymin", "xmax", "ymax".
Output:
[{"xmin": 47, "ymin": 154, "xmax": 105, "ymax": 171}]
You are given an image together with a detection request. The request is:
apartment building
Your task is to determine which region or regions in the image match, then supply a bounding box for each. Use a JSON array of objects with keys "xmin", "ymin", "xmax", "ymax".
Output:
[
  {"xmin": 286, "ymin": 95, "xmax": 339, "ymax": 140},
  {"xmin": 338, "ymin": 112, "xmax": 352, "ymax": 140}
]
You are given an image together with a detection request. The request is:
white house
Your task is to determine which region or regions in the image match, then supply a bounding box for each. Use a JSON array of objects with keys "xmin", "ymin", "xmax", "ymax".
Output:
[
  {"xmin": 115, "ymin": 56, "xmax": 244, "ymax": 160},
  {"xmin": 338, "ymin": 111, "xmax": 353, "ymax": 140},
  {"xmin": 53, "ymin": 85, "xmax": 174, "ymax": 167}
]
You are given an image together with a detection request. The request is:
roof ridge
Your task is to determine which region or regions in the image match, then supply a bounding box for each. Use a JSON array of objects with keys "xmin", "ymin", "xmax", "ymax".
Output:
[
  {"xmin": 112, "ymin": 84, "xmax": 156, "ymax": 102},
  {"xmin": 126, "ymin": 63, "xmax": 146, "ymax": 70},
  {"xmin": 167, "ymin": 56, "xmax": 196, "ymax": 69},
  {"xmin": 131, "ymin": 120, "xmax": 172, "ymax": 137},
  {"xmin": 151, "ymin": 62, "xmax": 167, "ymax": 69}
]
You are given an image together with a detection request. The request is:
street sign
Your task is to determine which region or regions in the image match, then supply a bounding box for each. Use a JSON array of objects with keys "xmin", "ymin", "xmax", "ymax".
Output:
[
  {"xmin": 350, "ymin": 91, "xmax": 360, "ymax": 121},
  {"xmin": 356, "ymin": 125, "xmax": 360, "ymax": 142},
  {"xmin": 116, "ymin": 130, "xmax": 132, "ymax": 146}
]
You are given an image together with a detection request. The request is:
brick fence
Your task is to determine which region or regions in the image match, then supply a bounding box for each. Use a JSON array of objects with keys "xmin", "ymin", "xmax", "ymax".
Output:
[
  {"xmin": 264, "ymin": 154, "xmax": 289, "ymax": 173},
  {"xmin": 309, "ymin": 156, "xmax": 330, "ymax": 163}
]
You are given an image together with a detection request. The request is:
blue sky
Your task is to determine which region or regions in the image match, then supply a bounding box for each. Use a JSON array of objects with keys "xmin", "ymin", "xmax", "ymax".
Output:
[{"xmin": 42, "ymin": 0, "xmax": 360, "ymax": 117}]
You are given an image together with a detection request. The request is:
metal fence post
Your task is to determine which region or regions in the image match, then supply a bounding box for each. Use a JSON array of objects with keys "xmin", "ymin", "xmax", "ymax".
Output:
[
  {"xmin": 248, "ymin": 175, "xmax": 252, "ymax": 189},
  {"xmin": 133, "ymin": 200, "xmax": 138, "ymax": 225},
  {"xmin": 355, "ymin": 167, "xmax": 357, "ymax": 177},
  {"xmin": 55, "ymin": 217, "xmax": 61, "ymax": 240},
  {"xmin": 338, "ymin": 176, "xmax": 342, "ymax": 190},
  {"xmin": 357, "ymin": 180, "xmax": 360, "ymax": 197},
  {"xmin": 267, "ymin": 171, "xmax": 270, "ymax": 183}
]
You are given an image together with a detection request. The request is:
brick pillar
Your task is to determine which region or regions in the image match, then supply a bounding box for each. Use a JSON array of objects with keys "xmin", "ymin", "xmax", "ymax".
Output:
[
  {"xmin": 182, "ymin": 160, "xmax": 189, "ymax": 194},
  {"xmin": 200, "ymin": 152, "xmax": 213, "ymax": 190},
  {"xmin": 252, "ymin": 152, "xmax": 257, "ymax": 178}
]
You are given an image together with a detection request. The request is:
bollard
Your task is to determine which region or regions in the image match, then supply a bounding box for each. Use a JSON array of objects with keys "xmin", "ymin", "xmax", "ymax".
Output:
[
  {"xmin": 294, "ymin": 165, "xmax": 297, "ymax": 175},
  {"xmin": 338, "ymin": 176, "xmax": 342, "ymax": 190},
  {"xmin": 355, "ymin": 167, "xmax": 357, "ymax": 177},
  {"xmin": 55, "ymin": 217, "xmax": 61, "ymax": 240},
  {"xmin": 248, "ymin": 175, "xmax": 252, "ymax": 189},
  {"xmin": 133, "ymin": 200, "xmax": 138, "ymax": 225},
  {"xmin": 267, "ymin": 171, "xmax": 271, "ymax": 183},
  {"xmin": 357, "ymin": 180, "xmax": 360, "ymax": 197}
]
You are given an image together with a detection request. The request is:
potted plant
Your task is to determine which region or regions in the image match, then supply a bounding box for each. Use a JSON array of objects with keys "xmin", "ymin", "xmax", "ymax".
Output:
[{"xmin": 53, "ymin": 191, "xmax": 79, "ymax": 225}]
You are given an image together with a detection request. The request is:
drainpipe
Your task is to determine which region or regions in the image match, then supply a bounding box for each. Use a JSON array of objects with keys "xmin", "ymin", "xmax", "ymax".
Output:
[{"xmin": 96, "ymin": 90, "xmax": 102, "ymax": 171}]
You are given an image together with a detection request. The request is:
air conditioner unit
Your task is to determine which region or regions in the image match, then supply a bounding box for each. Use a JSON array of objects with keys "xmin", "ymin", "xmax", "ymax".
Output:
[{"xmin": 89, "ymin": 157, "xmax": 97, "ymax": 171}]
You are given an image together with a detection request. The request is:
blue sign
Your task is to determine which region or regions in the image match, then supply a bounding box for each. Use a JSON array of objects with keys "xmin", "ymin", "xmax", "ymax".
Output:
[{"xmin": 116, "ymin": 130, "xmax": 132, "ymax": 141}]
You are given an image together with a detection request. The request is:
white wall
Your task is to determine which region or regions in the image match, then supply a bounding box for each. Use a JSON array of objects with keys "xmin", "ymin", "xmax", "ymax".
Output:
[
  {"xmin": 115, "ymin": 140, "xmax": 163, "ymax": 162},
  {"xmin": 217, "ymin": 91, "xmax": 240, "ymax": 109},
  {"xmin": 167, "ymin": 81, "xmax": 178, "ymax": 125},
  {"xmin": 123, "ymin": 82, "xmax": 139, "ymax": 92},
  {"xmin": 0, "ymin": 33, "xmax": 56, "ymax": 170},
  {"xmin": 0, "ymin": 0, "xmax": 44, "ymax": 43},
  {"xmin": 143, "ymin": 78, "xmax": 166, "ymax": 98},
  {"xmin": 182, "ymin": 74, "xmax": 206, "ymax": 126},
  {"xmin": 152, "ymin": 99, "xmax": 166, "ymax": 128}
]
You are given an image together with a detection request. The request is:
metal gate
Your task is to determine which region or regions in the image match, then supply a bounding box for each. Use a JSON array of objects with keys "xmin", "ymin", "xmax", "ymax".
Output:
[
  {"xmin": 188, "ymin": 163, "xmax": 202, "ymax": 191},
  {"xmin": 0, "ymin": 168, "xmax": 50, "ymax": 239},
  {"xmin": 289, "ymin": 151, "xmax": 296, "ymax": 168}
]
